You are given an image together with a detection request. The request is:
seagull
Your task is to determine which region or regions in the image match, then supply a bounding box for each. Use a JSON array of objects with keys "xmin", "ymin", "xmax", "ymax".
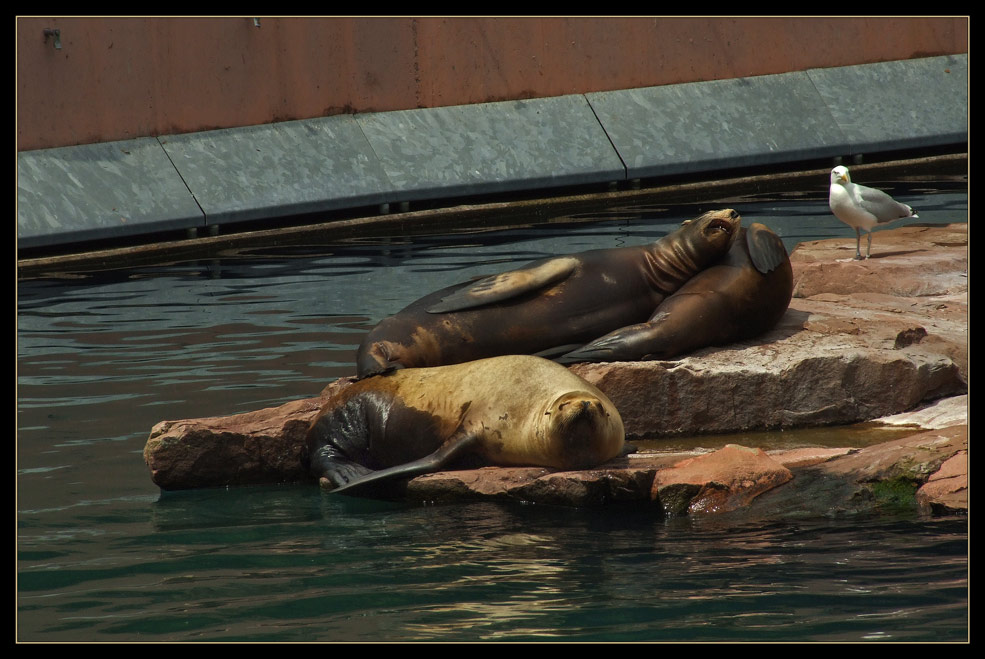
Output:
[{"xmin": 828, "ymin": 165, "xmax": 918, "ymax": 260}]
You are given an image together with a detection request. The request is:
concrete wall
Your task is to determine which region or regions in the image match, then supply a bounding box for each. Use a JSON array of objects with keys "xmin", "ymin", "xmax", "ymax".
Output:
[
  {"xmin": 17, "ymin": 54, "xmax": 968, "ymax": 249},
  {"xmin": 17, "ymin": 16, "xmax": 968, "ymax": 151}
]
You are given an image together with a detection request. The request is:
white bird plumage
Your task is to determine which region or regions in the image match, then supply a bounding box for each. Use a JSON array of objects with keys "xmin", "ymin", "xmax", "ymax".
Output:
[{"xmin": 828, "ymin": 165, "xmax": 918, "ymax": 260}]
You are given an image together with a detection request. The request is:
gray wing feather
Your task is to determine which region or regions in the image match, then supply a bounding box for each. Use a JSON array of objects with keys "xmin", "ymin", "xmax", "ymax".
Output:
[{"xmin": 857, "ymin": 184, "xmax": 916, "ymax": 224}]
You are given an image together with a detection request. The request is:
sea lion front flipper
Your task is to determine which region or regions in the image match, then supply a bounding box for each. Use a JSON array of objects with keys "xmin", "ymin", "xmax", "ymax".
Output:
[
  {"xmin": 426, "ymin": 257, "xmax": 580, "ymax": 313},
  {"xmin": 534, "ymin": 343, "xmax": 586, "ymax": 360},
  {"xmin": 745, "ymin": 223, "xmax": 788, "ymax": 274},
  {"xmin": 556, "ymin": 317, "xmax": 668, "ymax": 364},
  {"xmin": 330, "ymin": 432, "xmax": 483, "ymax": 498},
  {"xmin": 558, "ymin": 286, "xmax": 734, "ymax": 363}
]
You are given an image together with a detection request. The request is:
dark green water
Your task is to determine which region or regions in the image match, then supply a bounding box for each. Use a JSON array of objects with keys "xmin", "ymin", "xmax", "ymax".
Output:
[{"xmin": 17, "ymin": 179, "xmax": 968, "ymax": 642}]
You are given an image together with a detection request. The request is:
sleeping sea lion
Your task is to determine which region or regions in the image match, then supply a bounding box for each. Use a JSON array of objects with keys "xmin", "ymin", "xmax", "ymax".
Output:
[
  {"xmin": 355, "ymin": 209, "xmax": 741, "ymax": 376},
  {"xmin": 558, "ymin": 223, "xmax": 793, "ymax": 362},
  {"xmin": 302, "ymin": 355, "xmax": 624, "ymax": 497}
]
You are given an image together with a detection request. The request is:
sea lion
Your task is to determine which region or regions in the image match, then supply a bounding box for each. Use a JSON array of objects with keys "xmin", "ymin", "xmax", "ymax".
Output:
[
  {"xmin": 558, "ymin": 223, "xmax": 793, "ymax": 362},
  {"xmin": 356, "ymin": 209, "xmax": 741, "ymax": 376},
  {"xmin": 302, "ymin": 355, "xmax": 624, "ymax": 497}
]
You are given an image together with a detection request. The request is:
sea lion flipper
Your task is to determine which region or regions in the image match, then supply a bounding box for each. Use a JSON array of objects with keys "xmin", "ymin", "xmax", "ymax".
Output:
[
  {"xmin": 534, "ymin": 343, "xmax": 586, "ymax": 360},
  {"xmin": 330, "ymin": 432, "xmax": 482, "ymax": 498},
  {"xmin": 426, "ymin": 257, "xmax": 580, "ymax": 313},
  {"xmin": 745, "ymin": 223, "xmax": 788, "ymax": 274},
  {"xmin": 556, "ymin": 319, "xmax": 666, "ymax": 364}
]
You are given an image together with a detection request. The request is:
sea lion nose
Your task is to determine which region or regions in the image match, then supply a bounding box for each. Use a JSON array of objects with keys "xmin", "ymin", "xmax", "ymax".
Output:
[{"xmin": 729, "ymin": 209, "xmax": 739, "ymax": 220}]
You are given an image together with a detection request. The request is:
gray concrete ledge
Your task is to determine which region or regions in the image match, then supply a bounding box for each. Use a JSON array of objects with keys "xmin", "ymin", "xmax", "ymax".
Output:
[
  {"xmin": 17, "ymin": 54, "xmax": 967, "ymax": 249},
  {"xmin": 17, "ymin": 138, "xmax": 206, "ymax": 247}
]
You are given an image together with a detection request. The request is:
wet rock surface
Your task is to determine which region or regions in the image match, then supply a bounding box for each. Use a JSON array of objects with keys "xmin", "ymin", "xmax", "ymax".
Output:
[
  {"xmin": 742, "ymin": 424, "xmax": 968, "ymax": 518},
  {"xmin": 144, "ymin": 224, "xmax": 968, "ymax": 516},
  {"xmin": 651, "ymin": 444, "xmax": 794, "ymax": 515},
  {"xmin": 403, "ymin": 424, "xmax": 966, "ymax": 515}
]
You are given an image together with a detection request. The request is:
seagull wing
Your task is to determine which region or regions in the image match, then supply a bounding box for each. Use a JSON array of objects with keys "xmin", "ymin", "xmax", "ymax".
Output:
[{"xmin": 854, "ymin": 183, "xmax": 917, "ymax": 224}]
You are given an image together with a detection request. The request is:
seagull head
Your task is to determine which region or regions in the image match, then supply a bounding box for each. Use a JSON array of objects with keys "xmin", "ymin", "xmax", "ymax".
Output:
[{"xmin": 830, "ymin": 165, "xmax": 850, "ymax": 186}]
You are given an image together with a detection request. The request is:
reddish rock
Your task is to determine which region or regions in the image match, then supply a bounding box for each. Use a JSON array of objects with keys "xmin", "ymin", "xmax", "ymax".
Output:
[
  {"xmin": 144, "ymin": 376, "xmax": 357, "ymax": 490},
  {"xmin": 818, "ymin": 424, "xmax": 967, "ymax": 484},
  {"xmin": 407, "ymin": 466, "xmax": 552, "ymax": 501},
  {"xmin": 790, "ymin": 223, "xmax": 968, "ymax": 298},
  {"xmin": 790, "ymin": 223, "xmax": 967, "ymax": 384},
  {"xmin": 762, "ymin": 424, "xmax": 968, "ymax": 516},
  {"xmin": 403, "ymin": 460, "xmax": 663, "ymax": 507},
  {"xmin": 569, "ymin": 343, "xmax": 962, "ymax": 438},
  {"xmin": 651, "ymin": 444, "xmax": 793, "ymax": 514},
  {"xmin": 341, "ymin": 430, "xmax": 968, "ymax": 512},
  {"xmin": 767, "ymin": 447, "xmax": 854, "ymax": 469},
  {"xmin": 144, "ymin": 398, "xmax": 321, "ymax": 490},
  {"xmin": 916, "ymin": 450, "xmax": 968, "ymax": 514}
]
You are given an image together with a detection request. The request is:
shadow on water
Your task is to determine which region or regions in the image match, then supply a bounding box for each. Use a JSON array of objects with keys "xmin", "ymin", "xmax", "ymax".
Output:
[{"xmin": 17, "ymin": 179, "xmax": 967, "ymax": 642}]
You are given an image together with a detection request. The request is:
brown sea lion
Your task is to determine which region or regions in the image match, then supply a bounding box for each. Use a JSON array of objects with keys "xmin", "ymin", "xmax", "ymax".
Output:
[
  {"xmin": 558, "ymin": 223, "xmax": 793, "ymax": 362},
  {"xmin": 355, "ymin": 209, "xmax": 741, "ymax": 376},
  {"xmin": 302, "ymin": 355, "xmax": 625, "ymax": 497}
]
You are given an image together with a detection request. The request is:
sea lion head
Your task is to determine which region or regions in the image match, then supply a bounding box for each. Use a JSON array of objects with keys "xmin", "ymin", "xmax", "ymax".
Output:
[
  {"xmin": 645, "ymin": 209, "xmax": 741, "ymax": 291},
  {"xmin": 357, "ymin": 325, "xmax": 453, "ymax": 376},
  {"xmin": 539, "ymin": 390, "xmax": 625, "ymax": 469},
  {"xmin": 679, "ymin": 208, "xmax": 741, "ymax": 254}
]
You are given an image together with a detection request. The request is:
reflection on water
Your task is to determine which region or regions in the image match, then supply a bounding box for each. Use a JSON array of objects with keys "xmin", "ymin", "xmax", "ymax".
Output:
[
  {"xmin": 17, "ymin": 181, "xmax": 967, "ymax": 642},
  {"xmin": 20, "ymin": 492, "xmax": 965, "ymax": 642}
]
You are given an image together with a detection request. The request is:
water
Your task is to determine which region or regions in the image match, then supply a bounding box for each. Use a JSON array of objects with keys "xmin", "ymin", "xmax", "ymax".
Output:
[{"xmin": 17, "ymin": 176, "xmax": 968, "ymax": 642}]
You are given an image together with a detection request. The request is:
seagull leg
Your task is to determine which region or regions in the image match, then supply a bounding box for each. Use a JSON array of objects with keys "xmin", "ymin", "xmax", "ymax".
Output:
[
  {"xmin": 854, "ymin": 228, "xmax": 863, "ymax": 260},
  {"xmin": 865, "ymin": 232, "xmax": 872, "ymax": 259}
]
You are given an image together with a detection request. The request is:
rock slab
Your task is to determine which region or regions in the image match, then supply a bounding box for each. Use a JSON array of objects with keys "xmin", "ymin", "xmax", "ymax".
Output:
[
  {"xmin": 652, "ymin": 444, "xmax": 794, "ymax": 515},
  {"xmin": 401, "ymin": 425, "xmax": 967, "ymax": 514}
]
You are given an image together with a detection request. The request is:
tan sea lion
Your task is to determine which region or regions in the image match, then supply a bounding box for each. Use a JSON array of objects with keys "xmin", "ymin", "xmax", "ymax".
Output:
[
  {"xmin": 558, "ymin": 223, "xmax": 793, "ymax": 362},
  {"xmin": 302, "ymin": 355, "xmax": 625, "ymax": 497},
  {"xmin": 355, "ymin": 209, "xmax": 741, "ymax": 376}
]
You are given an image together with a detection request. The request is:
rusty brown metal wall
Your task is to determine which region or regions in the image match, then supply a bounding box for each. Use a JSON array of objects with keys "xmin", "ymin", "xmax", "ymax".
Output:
[{"xmin": 16, "ymin": 16, "xmax": 968, "ymax": 152}]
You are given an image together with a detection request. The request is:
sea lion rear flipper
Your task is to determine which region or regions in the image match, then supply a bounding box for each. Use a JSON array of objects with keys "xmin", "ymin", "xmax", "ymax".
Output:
[
  {"xmin": 330, "ymin": 432, "xmax": 482, "ymax": 498},
  {"xmin": 426, "ymin": 257, "xmax": 580, "ymax": 313},
  {"xmin": 745, "ymin": 223, "xmax": 788, "ymax": 274}
]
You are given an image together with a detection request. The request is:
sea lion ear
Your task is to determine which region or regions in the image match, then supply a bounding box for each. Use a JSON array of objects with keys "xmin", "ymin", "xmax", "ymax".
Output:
[{"xmin": 745, "ymin": 223, "xmax": 788, "ymax": 274}]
